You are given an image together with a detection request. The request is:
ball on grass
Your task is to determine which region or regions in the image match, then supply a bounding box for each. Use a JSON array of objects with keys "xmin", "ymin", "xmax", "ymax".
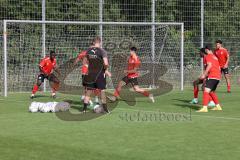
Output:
[{"xmin": 93, "ymin": 104, "xmax": 104, "ymax": 113}]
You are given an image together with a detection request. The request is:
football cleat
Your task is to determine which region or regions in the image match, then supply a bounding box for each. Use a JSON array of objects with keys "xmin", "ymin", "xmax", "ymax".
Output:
[
  {"xmin": 149, "ymin": 94, "xmax": 155, "ymax": 103},
  {"xmin": 189, "ymin": 98, "xmax": 198, "ymax": 104},
  {"xmin": 30, "ymin": 94, "xmax": 35, "ymax": 99},
  {"xmin": 210, "ymin": 104, "xmax": 222, "ymax": 111},
  {"xmin": 196, "ymin": 106, "xmax": 208, "ymax": 113},
  {"xmin": 107, "ymin": 95, "xmax": 117, "ymax": 102}
]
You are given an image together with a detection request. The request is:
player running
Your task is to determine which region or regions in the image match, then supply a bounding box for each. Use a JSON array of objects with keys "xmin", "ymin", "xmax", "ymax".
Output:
[
  {"xmin": 30, "ymin": 51, "xmax": 60, "ymax": 99},
  {"xmin": 214, "ymin": 40, "xmax": 231, "ymax": 93},
  {"xmin": 82, "ymin": 36, "xmax": 111, "ymax": 113},
  {"xmin": 190, "ymin": 48, "xmax": 215, "ymax": 107},
  {"xmin": 196, "ymin": 46, "xmax": 222, "ymax": 113},
  {"xmin": 108, "ymin": 47, "xmax": 154, "ymax": 103}
]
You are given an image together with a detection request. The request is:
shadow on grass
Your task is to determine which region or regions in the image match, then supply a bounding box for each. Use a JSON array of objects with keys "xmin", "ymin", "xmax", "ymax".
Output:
[{"xmin": 172, "ymin": 98, "xmax": 200, "ymax": 110}]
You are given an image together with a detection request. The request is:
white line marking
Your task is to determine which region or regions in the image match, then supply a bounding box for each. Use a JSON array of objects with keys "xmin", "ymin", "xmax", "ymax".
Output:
[{"xmin": 116, "ymin": 107, "xmax": 240, "ymax": 121}]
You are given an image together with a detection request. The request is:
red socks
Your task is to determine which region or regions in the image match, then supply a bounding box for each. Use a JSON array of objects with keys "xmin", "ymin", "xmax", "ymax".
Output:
[
  {"xmin": 203, "ymin": 91, "xmax": 209, "ymax": 106},
  {"xmin": 227, "ymin": 85, "xmax": 231, "ymax": 92},
  {"xmin": 114, "ymin": 89, "xmax": 120, "ymax": 97},
  {"xmin": 194, "ymin": 86, "xmax": 199, "ymax": 98},
  {"xmin": 32, "ymin": 84, "xmax": 39, "ymax": 94},
  {"xmin": 143, "ymin": 91, "xmax": 150, "ymax": 97},
  {"xmin": 209, "ymin": 92, "xmax": 219, "ymax": 105}
]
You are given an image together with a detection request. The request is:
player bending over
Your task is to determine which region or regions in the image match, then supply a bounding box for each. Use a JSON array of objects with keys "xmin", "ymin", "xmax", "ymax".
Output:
[
  {"xmin": 109, "ymin": 47, "xmax": 154, "ymax": 103},
  {"xmin": 82, "ymin": 36, "xmax": 111, "ymax": 113},
  {"xmin": 190, "ymin": 48, "xmax": 215, "ymax": 107},
  {"xmin": 31, "ymin": 51, "xmax": 61, "ymax": 99},
  {"xmin": 196, "ymin": 46, "xmax": 222, "ymax": 113},
  {"xmin": 214, "ymin": 40, "xmax": 231, "ymax": 93}
]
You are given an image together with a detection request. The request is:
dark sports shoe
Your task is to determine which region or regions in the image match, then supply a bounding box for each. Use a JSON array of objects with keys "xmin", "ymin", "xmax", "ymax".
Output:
[
  {"xmin": 107, "ymin": 95, "xmax": 117, "ymax": 102},
  {"xmin": 81, "ymin": 105, "xmax": 87, "ymax": 113},
  {"xmin": 51, "ymin": 95, "xmax": 56, "ymax": 99},
  {"xmin": 102, "ymin": 105, "xmax": 110, "ymax": 114},
  {"xmin": 30, "ymin": 94, "xmax": 35, "ymax": 99}
]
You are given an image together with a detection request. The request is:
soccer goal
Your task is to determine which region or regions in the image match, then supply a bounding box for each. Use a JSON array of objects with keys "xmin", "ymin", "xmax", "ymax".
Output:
[{"xmin": 2, "ymin": 20, "xmax": 184, "ymax": 97}]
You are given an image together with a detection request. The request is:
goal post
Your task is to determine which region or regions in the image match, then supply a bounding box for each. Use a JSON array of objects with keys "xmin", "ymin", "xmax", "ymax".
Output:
[{"xmin": 3, "ymin": 20, "xmax": 184, "ymax": 97}]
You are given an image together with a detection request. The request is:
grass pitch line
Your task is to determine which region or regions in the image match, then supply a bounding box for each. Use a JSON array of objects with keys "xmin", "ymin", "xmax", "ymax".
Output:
[
  {"xmin": 191, "ymin": 114, "xmax": 240, "ymax": 121},
  {"xmin": 116, "ymin": 107, "xmax": 240, "ymax": 121}
]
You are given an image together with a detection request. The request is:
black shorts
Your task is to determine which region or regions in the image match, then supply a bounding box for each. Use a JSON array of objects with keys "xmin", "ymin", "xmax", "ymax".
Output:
[
  {"xmin": 193, "ymin": 78, "xmax": 204, "ymax": 85},
  {"xmin": 82, "ymin": 75, "xmax": 87, "ymax": 86},
  {"xmin": 221, "ymin": 68, "xmax": 229, "ymax": 74},
  {"xmin": 38, "ymin": 74, "xmax": 48, "ymax": 83},
  {"xmin": 38, "ymin": 74, "xmax": 59, "ymax": 83},
  {"xmin": 122, "ymin": 76, "xmax": 138, "ymax": 86},
  {"xmin": 205, "ymin": 79, "xmax": 219, "ymax": 91},
  {"xmin": 84, "ymin": 72, "xmax": 106, "ymax": 90}
]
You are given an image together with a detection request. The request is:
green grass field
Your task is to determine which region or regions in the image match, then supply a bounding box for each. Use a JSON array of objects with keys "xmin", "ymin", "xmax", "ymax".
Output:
[{"xmin": 1, "ymin": 87, "xmax": 240, "ymax": 160}]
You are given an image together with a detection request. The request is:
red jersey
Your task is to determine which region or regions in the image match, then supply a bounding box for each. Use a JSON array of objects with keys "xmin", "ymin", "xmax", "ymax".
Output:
[
  {"xmin": 127, "ymin": 54, "xmax": 141, "ymax": 78},
  {"xmin": 76, "ymin": 50, "xmax": 88, "ymax": 75},
  {"xmin": 76, "ymin": 50, "xmax": 87, "ymax": 61},
  {"xmin": 81, "ymin": 64, "xmax": 88, "ymax": 75},
  {"xmin": 39, "ymin": 57, "xmax": 56, "ymax": 75},
  {"xmin": 205, "ymin": 54, "xmax": 221, "ymax": 80},
  {"xmin": 214, "ymin": 48, "xmax": 229, "ymax": 68}
]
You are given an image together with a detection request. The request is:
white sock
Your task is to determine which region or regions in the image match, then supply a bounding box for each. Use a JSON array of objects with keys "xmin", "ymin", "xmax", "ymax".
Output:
[
  {"xmin": 81, "ymin": 95, "xmax": 85, "ymax": 100},
  {"xmin": 95, "ymin": 96, "xmax": 99, "ymax": 103}
]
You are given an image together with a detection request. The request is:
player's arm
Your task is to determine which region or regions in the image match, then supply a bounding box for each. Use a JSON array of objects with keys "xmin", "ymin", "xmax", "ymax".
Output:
[
  {"xmin": 53, "ymin": 65, "xmax": 61, "ymax": 76},
  {"xmin": 101, "ymin": 48, "xmax": 111, "ymax": 77},
  {"xmin": 224, "ymin": 51, "xmax": 230, "ymax": 68},
  {"xmin": 74, "ymin": 51, "xmax": 86, "ymax": 66},
  {"xmin": 39, "ymin": 59, "xmax": 46, "ymax": 74},
  {"xmin": 200, "ymin": 62, "xmax": 211, "ymax": 79},
  {"xmin": 103, "ymin": 57, "xmax": 112, "ymax": 77}
]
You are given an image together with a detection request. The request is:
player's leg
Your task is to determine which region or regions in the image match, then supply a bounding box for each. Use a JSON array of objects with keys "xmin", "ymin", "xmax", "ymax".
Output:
[
  {"xmin": 209, "ymin": 80, "xmax": 222, "ymax": 111},
  {"xmin": 93, "ymin": 89, "xmax": 100, "ymax": 104},
  {"xmin": 190, "ymin": 79, "xmax": 202, "ymax": 104},
  {"xmin": 197, "ymin": 79, "xmax": 220, "ymax": 112},
  {"xmin": 107, "ymin": 76, "xmax": 127, "ymax": 102},
  {"xmin": 31, "ymin": 74, "xmax": 45, "ymax": 98},
  {"xmin": 96, "ymin": 73, "xmax": 110, "ymax": 113},
  {"xmin": 131, "ymin": 78, "xmax": 154, "ymax": 103},
  {"xmin": 81, "ymin": 75, "xmax": 94, "ymax": 106},
  {"xmin": 113, "ymin": 76, "xmax": 128, "ymax": 98},
  {"xmin": 82, "ymin": 89, "xmax": 93, "ymax": 113},
  {"xmin": 221, "ymin": 68, "xmax": 231, "ymax": 92},
  {"xmin": 196, "ymin": 87, "xmax": 211, "ymax": 112},
  {"xmin": 100, "ymin": 89, "xmax": 110, "ymax": 113},
  {"xmin": 48, "ymin": 74, "xmax": 60, "ymax": 98},
  {"xmin": 81, "ymin": 75, "xmax": 87, "ymax": 100}
]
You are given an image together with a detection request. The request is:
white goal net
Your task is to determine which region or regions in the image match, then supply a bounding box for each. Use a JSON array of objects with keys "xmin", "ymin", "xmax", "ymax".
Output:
[{"xmin": 2, "ymin": 20, "xmax": 184, "ymax": 96}]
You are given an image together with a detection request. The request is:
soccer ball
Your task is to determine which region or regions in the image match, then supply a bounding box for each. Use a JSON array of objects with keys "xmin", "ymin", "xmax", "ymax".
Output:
[
  {"xmin": 93, "ymin": 104, "xmax": 104, "ymax": 113},
  {"xmin": 29, "ymin": 102, "xmax": 39, "ymax": 113}
]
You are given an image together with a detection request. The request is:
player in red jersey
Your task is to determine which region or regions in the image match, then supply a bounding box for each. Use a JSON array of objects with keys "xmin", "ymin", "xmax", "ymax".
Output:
[
  {"xmin": 31, "ymin": 51, "xmax": 60, "ymax": 99},
  {"xmin": 197, "ymin": 46, "xmax": 222, "ymax": 112},
  {"xmin": 109, "ymin": 47, "xmax": 154, "ymax": 103},
  {"xmin": 189, "ymin": 48, "xmax": 215, "ymax": 107},
  {"xmin": 214, "ymin": 40, "xmax": 231, "ymax": 92}
]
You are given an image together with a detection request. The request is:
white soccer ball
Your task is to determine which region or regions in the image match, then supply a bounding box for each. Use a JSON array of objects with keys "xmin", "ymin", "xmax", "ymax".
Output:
[
  {"xmin": 42, "ymin": 106, "xmax": 51, "ymax": 113},
  {"xmin": 93, "ymin": 104, "xmax": 104, "ymax": 113},
  {"xmin": 29, "ymin": 105, "xmax": 38, "ymax": 113},
  {"xmin": 29, "ymin": 102, "xmax": 42, "ymax": 113}
]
